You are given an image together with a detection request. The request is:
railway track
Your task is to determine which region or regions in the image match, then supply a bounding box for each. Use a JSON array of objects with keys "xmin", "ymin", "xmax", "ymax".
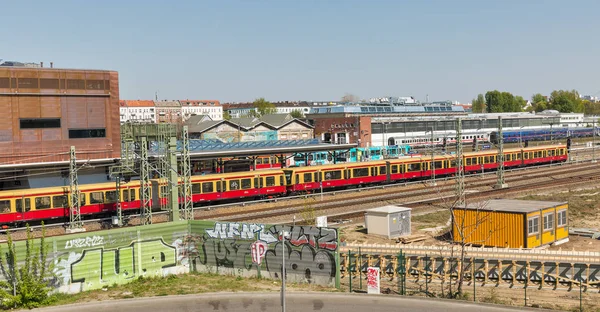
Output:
[
  {"xmin": 2, "ymin": 157, "xmax": 600, "ymax": 240},
  {"xmin": 206, "ymin": 165, "xmax": 600, "ymax": 223}
]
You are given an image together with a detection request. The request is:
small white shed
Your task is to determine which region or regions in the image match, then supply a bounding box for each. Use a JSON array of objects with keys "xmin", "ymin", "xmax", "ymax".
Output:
[{"xmin": 365, "ymin": 205, "xmax": 412, "ymax": 239}]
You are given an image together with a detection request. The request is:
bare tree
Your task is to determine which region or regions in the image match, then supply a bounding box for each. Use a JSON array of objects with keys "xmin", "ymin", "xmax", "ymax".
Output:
[{"xmin": 341, "ymin": 93, "xmax": 360, "ymax": 103}]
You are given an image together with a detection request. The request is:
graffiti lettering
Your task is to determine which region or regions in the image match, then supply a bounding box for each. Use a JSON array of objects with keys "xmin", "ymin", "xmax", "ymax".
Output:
[
  {"xmin": 206, "ymin": 222, "xmax": 277, "ymax": 243},
  {"xmin": 64, "ymin": 239, "xmax": 176, "ymax": 290},
  {"xmin": 65, "ymin": 235, "xmax": 105, "ymax": 249}
]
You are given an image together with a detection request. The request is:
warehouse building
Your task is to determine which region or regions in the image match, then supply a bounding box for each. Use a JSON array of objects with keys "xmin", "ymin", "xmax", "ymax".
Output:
[{"xmin": 452, "ymin": 199, "xmax": 568, "ymax": 248}]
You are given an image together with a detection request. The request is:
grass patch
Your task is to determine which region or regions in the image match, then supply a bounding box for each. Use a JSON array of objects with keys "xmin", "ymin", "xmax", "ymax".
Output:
[
  {"xmin": 412, "ymin": 210, "xmax": 451, "ymax": 227},
  {"xmin": 47, "ymin": 272, "xmax": 339, "ymax": 308}
]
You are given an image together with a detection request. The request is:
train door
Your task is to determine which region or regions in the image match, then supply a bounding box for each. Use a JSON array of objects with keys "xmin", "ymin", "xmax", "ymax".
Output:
[
  {"xmin": 386, "ymin": 161, "xmax": 391, "ymax": 182},
  {"xmin": 15, "ymin": 197, "xmax": 31, "ymax": 219}
]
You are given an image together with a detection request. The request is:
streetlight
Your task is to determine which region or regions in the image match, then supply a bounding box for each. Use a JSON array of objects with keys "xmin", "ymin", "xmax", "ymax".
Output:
[
  {"xmin": 280, "ymin": 230, "xmax": 290, "ymax": 312},
  {"xmin": 519, "ymin": 126, "xmax": 525, "ymax": 148}
]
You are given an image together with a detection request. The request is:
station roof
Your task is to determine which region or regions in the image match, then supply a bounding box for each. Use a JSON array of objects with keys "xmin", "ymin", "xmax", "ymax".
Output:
[
  {"xmin": 457, "ymin": 199, "xmax": 567, "ymax": 214},
  {"xmin": 150, "ymin": 139, "xmax": 357, "ymax": 159}
]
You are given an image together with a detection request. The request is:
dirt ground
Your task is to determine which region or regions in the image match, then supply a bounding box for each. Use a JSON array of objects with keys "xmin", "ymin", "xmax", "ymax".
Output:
[{"xmin": 339, "ymin": 186, "xmax": 600, "ymax": 251}]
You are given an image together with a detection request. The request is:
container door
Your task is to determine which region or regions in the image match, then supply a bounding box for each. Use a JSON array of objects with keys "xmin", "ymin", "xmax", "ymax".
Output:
[{"xmin": 389, "ymin": 214, "xmax": 402, "ymax": 237}]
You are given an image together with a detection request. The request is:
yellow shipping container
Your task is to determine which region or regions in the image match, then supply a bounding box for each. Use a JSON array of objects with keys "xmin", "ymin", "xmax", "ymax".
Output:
[{"xmin": 452, "ymin": 199, "xmax": 568, "ymax": 248}]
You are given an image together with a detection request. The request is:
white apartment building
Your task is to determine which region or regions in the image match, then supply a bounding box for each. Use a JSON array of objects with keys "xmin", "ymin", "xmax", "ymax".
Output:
[
  {"xmin": 180, "ymin": 100, "xmax": 223, "ymax": 121},
  {"xmin": 119, "ymin": 100, "xmax": 156, "ymax": 123}
]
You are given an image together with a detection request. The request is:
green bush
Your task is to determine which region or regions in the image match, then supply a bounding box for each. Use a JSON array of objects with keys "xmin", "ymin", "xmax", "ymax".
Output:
[{"xmin": 0, "ymin": 224, "xmax": 54, "ymax": 309}]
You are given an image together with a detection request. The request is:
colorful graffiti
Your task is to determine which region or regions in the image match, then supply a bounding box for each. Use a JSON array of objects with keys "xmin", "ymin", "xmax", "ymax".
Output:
[{"xmin": 0, "ymin": 221, "xmax": 340, "ymax": 294}]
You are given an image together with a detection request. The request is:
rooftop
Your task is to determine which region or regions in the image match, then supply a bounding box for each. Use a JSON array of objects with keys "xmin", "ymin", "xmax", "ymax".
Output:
[
  {"xmin": 366, "ymin": 205, "xmax": 412, "ymax": 214},
  {"xmin": 458, "ymin": 199, "xmax": 567, "ymax": 213}
]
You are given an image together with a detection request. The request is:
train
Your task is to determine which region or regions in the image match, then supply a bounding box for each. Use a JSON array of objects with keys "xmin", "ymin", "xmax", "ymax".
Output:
[
  {"xmin": 292, "ymin": 145, "xmax": 412, "ymax": 166},
  {"xmin": 490, "ymin": 127, "xmax": 598, "ymax": 144},
  {"xmin": 0, "ymin": 144, "xmax": 568, "ymax": 228}
]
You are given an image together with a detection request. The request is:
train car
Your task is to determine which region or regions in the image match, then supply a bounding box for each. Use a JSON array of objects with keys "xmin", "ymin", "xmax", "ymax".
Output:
[
  {"xmin": 490, "ymin": 127, "xmax": 596, "ymax": 144},
  {"xmin": 0, "ymin": 181, "xmax": 143, "ymax": 227}
]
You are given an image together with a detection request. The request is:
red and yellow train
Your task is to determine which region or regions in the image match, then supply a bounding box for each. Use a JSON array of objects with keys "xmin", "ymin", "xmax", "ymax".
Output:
[{"xmin": 0, "ymin": 144, "xmax": 567, "ymax": 227}]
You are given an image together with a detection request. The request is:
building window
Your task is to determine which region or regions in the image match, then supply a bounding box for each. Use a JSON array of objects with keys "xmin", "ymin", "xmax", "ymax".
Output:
[
  {"xmin": 40, "ymin": 78, "xmax": 60, "ymax": 89},
  {"xmin": 69, "ymin": 128, "xmax": 106, "ymax": 139},
  {"xmin": 67, "ymin": 79, "xmax": 85, "ymax": 89},
  {"xmin": 557, "ymin": 210, "xmax": 567, "ymax": 227},
  {"xmin": 543, "ymin": 213, "xmax": 554, "ymax": 231},
  {"xmin": 18, "ymin": 78, "xmax": 39, "ymax": 88},
  {"xmin": 20, "ymin": 118, "xmax": 61, "ymax": 129},
  {"xmin": 528, "ymin": 216, "xmax": 539, "ymax": 235}
]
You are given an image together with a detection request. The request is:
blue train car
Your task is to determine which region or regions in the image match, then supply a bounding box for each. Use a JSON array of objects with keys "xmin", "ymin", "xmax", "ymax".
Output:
[{"xmin": 490, "ymin": 127, "xmax": 597, "ymax": 144}]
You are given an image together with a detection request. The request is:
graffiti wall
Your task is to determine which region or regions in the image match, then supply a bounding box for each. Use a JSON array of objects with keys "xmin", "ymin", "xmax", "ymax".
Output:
[{"xmin": 0, "ymin": 221, "xmax": 339, "ymax": 294}]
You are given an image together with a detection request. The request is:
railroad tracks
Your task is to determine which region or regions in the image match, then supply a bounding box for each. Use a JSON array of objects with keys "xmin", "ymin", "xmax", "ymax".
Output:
[{"xmin": 206, "ymin": 165, "xmax": 600, "ymax": 223}]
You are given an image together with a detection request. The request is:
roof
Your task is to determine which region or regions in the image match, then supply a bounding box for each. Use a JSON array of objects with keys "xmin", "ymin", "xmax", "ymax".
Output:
[
  {"xmin": 187, "ymin": 120, "xmax": 222, "ymax": 133},
  {"xmin": 458, "ymin": 199, "xmax": 568, "ymax": 214},
  {"xmin": 366, "ymin": 205, "xmax": 412, "ymax": 214},
  {"xmin": 230, "ymin": 117, "xmax": 261, "ymax": 128},
  {"xmin": 122, "ymin": 100, "xmax": 155, "ymax": 107},
  {"xmin": 154, "ymin": 100, "xmax": 181, "ymax": 107},
  {"xmin": 180, "ymin": 100, "xmax": 221, "ymax": 106},
  {"xmin": 260, "ymin": 114, "xmax": 292, "ymax": 127}
]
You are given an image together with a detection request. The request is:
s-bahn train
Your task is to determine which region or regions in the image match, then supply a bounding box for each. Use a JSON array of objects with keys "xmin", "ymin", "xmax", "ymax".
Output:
[
  {"xmin": 490, "ymin": 127, "xmax": 598, "ymax": 144},
  {"xmin": 0, "ymin": 144, "xmax": 568, "ymax": 228}
]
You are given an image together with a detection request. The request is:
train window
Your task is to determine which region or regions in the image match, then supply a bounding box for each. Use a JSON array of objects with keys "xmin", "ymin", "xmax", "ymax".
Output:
[
  {"xmin": 105, "ymin": 191, "xmax": 117, "ymax": 203},
  {"xmin": 280, "ymin": 176, "xmax": 284, "ymax": 186},
  {"xmin": 380, "ymin": 166, "xmax": 387, "ymax": 175},
  {"xmin": 548, "ymin": 150, "xmax": 555, "ymax": 156},
  {"xmin": 391, "ymin": 165, "xmax": 398, "ymax": 174},
  {"xmin": 16, "ymin": 198, "xmax": 31, "ymax": 213},
  {"xmin": 505, "ymin": 154, "xmax": 511, "ymax": 161},
  {"xmin": 35, "ymin": 196, "xmax": 51, "ymax": 210},
  {"xmin": 434, "ymin": 161, "xmax": 443, "ymax": 169},
  {"xmin": 229, "ymin": 180, "xmax": 240, "ymax": 190},
  {"xmin": 0, "ymin": 200, "xmax": 10, "ymax": 213},
  {"xmin": 192, "ymin": 183, "xmax": 201, "ymax": 194},
  {"xmin": 524, "ymin": 153, "xmax": 529, "ymax": 160},
  {"xmin": 483, "ymin": 156, "xmax": 490, "ymax": 163},
  {"xmin": 324, "ymin": 170, "xmax": 342, "ymax": 180},
  {"xmin": 371, "ymin": 167, "xmax": 377, "ymax": 176},
  {"xmin": 515, "ymin": 153, "xmax": 521, "ymax": 160},
  {"xmin": 407, "ymin": 163, "xmax": 421, "ymax": 172},
  {"xmin": 315, "ymin": 172, "xmax": 322, "ymax": 182},
  {"xmin": 53, "ymin": 195, "xmax": 68, "ymax": 208},
  {"xmin": 217, "ymin": 182, "xmax": 222, "ymax": 192},
  {"xmin": 304, "ymin": 173, "xmax": 313, "ymax": 183},
  {"xmin": 90, "ymin": 192, "xmax": 104, "ymax": 204},
  {"xmin": 122, "ymin": 189, "xmax": 134, "ymax": 202},
  {"xmin": 202, "ymin": 182, "xmax": 213, "ymax": 193},
  {"xmin": 266, "ymin": 176, "xmax": 276, "ymax": 186},
  {"xmin": 353, "ymin": 168, "xmax": 369, "ymax": 177},
  {"xmin": 80, "ymin": 193, "xmax": 87, "ymax": 205},
  {"xmin": 466, "ymin": 158, "xmax": 472, "ymax": 166},
  {"xmin": 241, "ymin": 179, "xmax": 252, "ymax": 189}
]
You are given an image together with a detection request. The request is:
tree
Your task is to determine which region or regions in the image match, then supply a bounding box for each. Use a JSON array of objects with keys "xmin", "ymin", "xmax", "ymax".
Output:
[
  {"xmin": 484, "ymin": 90, "xmax": 523, "ymax": 112},
  {"xmin": 290, "ymin": 110, "xmax": 305, "ymax": 119},
  {"xmin": 530, "ymin": 93, "xmax": 549, "ymax": 112},
  {"xmin": 549, "ymin": 90, "xmax": 582, "ymax": 113},
  {"xmin": 582, "ymin": 100, "xmax": 600, "ymax": 115},
  {"xmin": 471, "ymin": 94, "xmax": 485, "ymax": 113},
  {"xmin": 223, "ymin": 111, "xmax": 232, "ymax": 120},
  {"xmin": 253, "ymin": 98, "xmax": 276, "ymax": 116},
  {"xmin": 0, "ymin": 224, "xmax": 53, "ymax": 309},
  {"xmin": 341, "ymin": 93, "xmax": 359, "ymax": 103}
]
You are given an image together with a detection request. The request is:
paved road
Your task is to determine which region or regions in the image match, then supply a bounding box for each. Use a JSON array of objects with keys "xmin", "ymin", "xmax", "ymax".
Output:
[{"xmin": 32, "ymin": 292, "xmax": 544, "ymax": 312}]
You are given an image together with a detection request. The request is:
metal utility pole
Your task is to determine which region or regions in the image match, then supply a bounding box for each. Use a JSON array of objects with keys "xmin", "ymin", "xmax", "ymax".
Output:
[
  {"xmin": 429, "ymin": 126, "xmax": 436, "ymax": 186},
  {"xmin": 115, "ymin": 176, "xmax": 122, "ymax": 226},
  {"xmin": 68, "ymin": 146, "xmax": 83, "ymax": 231},
  {"xmin": 495, "ymin": 116, "xmax": 507, "ymax": 189},
  {"xmin": 168, "ymin": 137, "xmax": 180, "ymax": 221},
  {"xmin": 455, "ymin": 119, "xmax": 465, "ymax": 206},
  {"xmin": 181, "ymin": 126, "xmax": 193, "ymax": 220},
  {"xmin": 140, "ymin": 137, "xmax": 152, "ymax": 225},
  {"xmin": 280, "ymin": 230, "xmax": 289, "ymax": 312},
  {"xmin": 593, "ymin": 118, "xmax": 597, "ymax": 163}
]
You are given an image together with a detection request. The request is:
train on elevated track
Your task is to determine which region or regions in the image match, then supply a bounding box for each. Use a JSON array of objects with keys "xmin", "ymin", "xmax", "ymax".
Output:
[{"xmin": 0, "ymin": 144, "xmax": 567, "ymax": 227}]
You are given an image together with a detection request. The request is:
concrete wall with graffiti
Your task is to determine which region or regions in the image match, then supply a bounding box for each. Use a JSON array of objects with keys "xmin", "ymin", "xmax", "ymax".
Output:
[{"xmin": 0, "ymin": 221, "xmax": 339, "ymax": 294}]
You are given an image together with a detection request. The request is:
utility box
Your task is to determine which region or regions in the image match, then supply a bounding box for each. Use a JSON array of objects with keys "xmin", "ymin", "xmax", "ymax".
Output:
[{"xmin": 365, "ymin": 205, "xmax": 412, "ymax": 239}]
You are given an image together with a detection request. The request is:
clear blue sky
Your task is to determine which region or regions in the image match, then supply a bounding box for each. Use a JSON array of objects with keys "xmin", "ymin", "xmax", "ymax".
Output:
[{"xmin": 2, "ymin": 0, "xmax": 599, "ymax": 103}]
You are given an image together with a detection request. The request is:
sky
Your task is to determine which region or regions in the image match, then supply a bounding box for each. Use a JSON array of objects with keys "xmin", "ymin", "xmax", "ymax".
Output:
[{"xmin": 2, "ymin": 0, "xmax": 600, "ymax": 103}]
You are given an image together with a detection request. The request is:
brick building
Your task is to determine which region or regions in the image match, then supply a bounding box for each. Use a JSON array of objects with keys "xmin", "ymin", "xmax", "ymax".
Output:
[{"xmin": 0, "ymin": 65, "xmax": 120, "ymax": 165}]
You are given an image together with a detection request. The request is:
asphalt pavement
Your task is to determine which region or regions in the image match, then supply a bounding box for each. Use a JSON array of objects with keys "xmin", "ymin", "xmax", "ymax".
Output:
[{"xmin": 30, "ymin": 292, "xmax": 546, "ymax": 312}]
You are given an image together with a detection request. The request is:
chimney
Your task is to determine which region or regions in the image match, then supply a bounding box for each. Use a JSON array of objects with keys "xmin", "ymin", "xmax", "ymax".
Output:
[
  {"xmin": 40, "ymin": 62, "xmax": 44, "ymax": 68},
  {"xmin": 50, "ymin": 62, "xmax": 54, "ymax": 68}
]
